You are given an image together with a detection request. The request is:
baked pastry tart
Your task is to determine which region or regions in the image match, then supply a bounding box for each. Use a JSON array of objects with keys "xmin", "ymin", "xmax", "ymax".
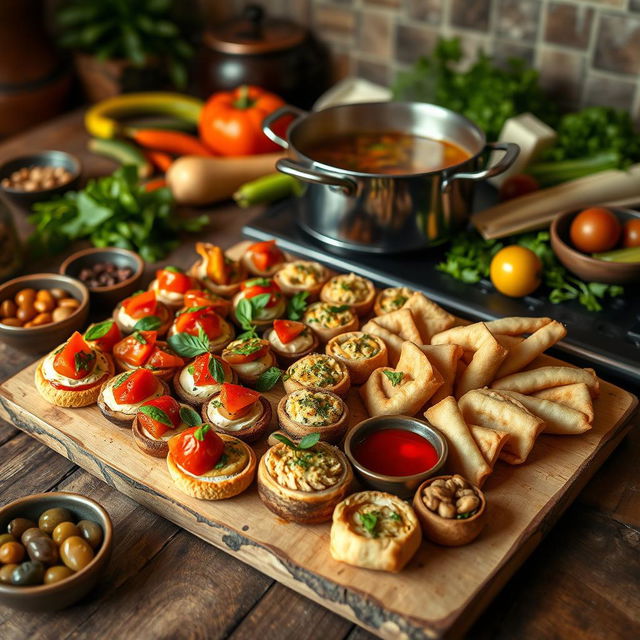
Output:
[
  {"xmin": 330, "ymin": 491, "xmax": 421, "ymax": 572},
  {"xmin": 113, "ymin": 330, "xmax": 184, "ymax": 381},
  {"xmin": 283, "ymin": 353, "xmax": 350, "ymax": 398},
  {"xmin": 113, "ymin": 290, "xmax": 173, "ymax": 337},
  {"xmin": 97, "ymin": 368, "xmax": 167, "ymax": 427},
  {"xmin": 325, "ymin": 332, "xmax": 388, "ymax": 385},
  {"xmin": 231, "ymin": 278, "xmax": 286, "ymax": 328},
  {"xmin": 319, "ymin": 273, "xmax": 375, "ymax": 317},
  {"xmin": 221, "ymin": 337, "xmax": 277, "ymax": 385},
  {"xmin": 201, "ymin": 383, "xmax": 271, "ymax": 443},
  {"xmin": 132, "ymin": 395, "xmax": 202, "ymax": 457},
  {"xmin": 173, "ymin": 353, "xmax": 236, "ymax": 407},
  {"xmin": 167, "ymin": 425, "xmax": 256, "ymax": 500},
  {"xmin": 241, "ymin": 239, "xmax": 286, "ymax": 277},
  {"xmin": 257, "ymin": 436, "xmax": 353, "ymax": 523},
  {"xmin": 273, "ymin": 260, "xmax": 329, "ymax": 299},
  {"xmin": 374, "ymin": 287, "xmax": 415, "ymax": 316},
  {"xmin": 35, "ymin": 332, "xmax": 115, "ymax": 408},
  {"xmin": 263, "ymin": 319, "xmax": 318, "ymax": 367},
  {"xmin": 303, "ymin": 302, "xmax": 359, "ymax": 343},
  {"xmin": 83, "ymin": 319, "xmax": 122, "ymax": 354},
  {"xmin": 167, "ymin": 306, "xmax": 234, "ymax": 354},
  {"xmin": 181, "ymin": 288, "xmax": 231, "ymax": 318},
  {"xmin": 277, "ymin": 389, "xmax": 349, "ymax": 444},
  {"xmin": 148, "ymin": 265, "xmax": 199, "ymax": 310},
  {"xmin": 188, "ymin": 242, "xmax": 247, "ymax": 298}
]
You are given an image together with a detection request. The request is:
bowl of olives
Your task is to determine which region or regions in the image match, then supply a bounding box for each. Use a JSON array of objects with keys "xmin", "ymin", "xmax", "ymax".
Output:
[{"xmin": 0, "ymin": 491, "xmax": 112, "ymax": 611}]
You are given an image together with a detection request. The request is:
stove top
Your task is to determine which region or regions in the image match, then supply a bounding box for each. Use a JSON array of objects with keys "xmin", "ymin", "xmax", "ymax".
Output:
[{"xmin": 243, "ymin": 192, "xmax": 640, "ymax": 387}]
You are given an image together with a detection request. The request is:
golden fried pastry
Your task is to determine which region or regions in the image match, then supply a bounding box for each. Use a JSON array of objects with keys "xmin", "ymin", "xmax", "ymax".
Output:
[
  {"xmin": 325, "ymin": 332, "xmax": 388, "ymax": 384},
  {"xmin": 402, "ymin": 292, "xmax": 456, "ymax": 343},
  {"xmin": 470, "ymin": 425, "xmax": 511, "ymax": 468},
  {"xmin": 417, "ymin": 344, "xmax": 464, "ymax": 406},
  {"xmin": 303, "ymin": 301, "xmax": 359, "ymax": 343},
  {"xmin": 361, "ymin": 308, "xmax": 422, "ymax": 366},
  {"xmin": 283, "ymin": 353, "xmax": 351, "ymax": 398},
  {"xmin": 533, "ymin": 383, "xmax": 594, "ymax": 424},
  {"xmin": 273, "ymin": 260, "xmax": 330, "ymax": 299},
  {"xmin": 491, "ymin": 366, "xmax": 599, "ymax": 398},
  {"xmin": 373, "ymin": 287, "xmax": 415, "ymax": 316},
  {"xmin": 320, "ymin": 273, "xmax": 376, "ymax": 316}
]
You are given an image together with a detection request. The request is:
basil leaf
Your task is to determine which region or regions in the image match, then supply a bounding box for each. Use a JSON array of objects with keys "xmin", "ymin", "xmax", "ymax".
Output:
[
  {"xmin": 286, "ymin": 291, "xmax": 309, "ymax": 321},
  {"xmin": 180, "ymin": 406, "xmax": 202, "ymax": 426},
  {"xmin": 114, "ymin": 371, "xmax": 133, "ymax": 388},
  {"xmin": 133, "ymin": 332, "xmax": 147, "ymax": 344},
  {"xmin": 298, "ymin": 432, "xmax": 320, "ymax": 450},
  {"xmin": 273, "ymin": 433, "xmax": 298, "ymax": 449},
  {"xmin": 133, "ymin": 316, "xmax": 161, "ymax": 331},
  {"xmin": 244, "ymin": 277, "xmax": 271, "ymax": 287},
  {"xmin": 74, "ymin": 350, "xmax": 95, "ymax": 373},
  {"xmin": 383, "ymin": 370, "xmax": 404, "ymax": 386},
  {"xmin": 208, "ymin": 356, "xmax": 225, "ymax": 383},
  {"xmin": 176, "ymin": 305, "xmax": 208, "ymax": 317},
  {"xmin": 168, "ymin": 332, "xmax": 209, "ymax": 358},
  {"xmin": 213, "ymin": 453, "xmax": 228, "ymax": 469},
  {"xmin": 84, "ymin": 320, "xmax": 114, "ymax": 341},
  {"xmin": 327, "ymin": 305, "xmax": 351, "ymax": 313},
  {"xmin": 250, "ymin": 293, "xmax": 271, "ymax": 312},
  {"xmin": 255, "ymin": 367, "xmax": 281, "ymax": 392},
  {"xmin": 138, "ymin": 404, "xmax": 172, "ymax": 426},
  {"xmin": 193, "ymin": 423, "xmax": 210, "ymax": 440},
  {"xmin": 235, "ymin": 297, "xmax": 253, "ymax": 330}
]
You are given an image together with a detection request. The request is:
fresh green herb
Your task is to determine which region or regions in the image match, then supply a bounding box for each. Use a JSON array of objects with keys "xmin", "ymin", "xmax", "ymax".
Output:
[
  {"xmin": 327, "ymin": 305, "xmax": 351, "ymax": 313},
  {"xmin": 389, "ymin": 512, "xmax": 402, "ymax": 522},
  {"xmin": 163, "ymin": 265, "xmax": 182, "ymax": 273},
  {"xmin": 180, "ymin": 406, "xmax": 202, "ymax": 427},
  {"xmin": 208, "ymin": 355, "xmax": 225, "ymax": 384},
  {"xmin": 255, "ymin": 366, "xmax": 282, "ymax": 392},
  {"xmin": 114, "ymin": 371, "xmax": 134, "ymax": 388},
  {"xmin": 383, "ymin": 370, "xmax": 404, "ymax": 386},
  {"xmin": 84, "ymin": 320, "xmax": 114, "ymax": 341},
  {"xmin": 235, "ymin": 297, "xmax": 255, "ymax": 333},
  {"xmin": 358, "ymin": 512, "xmax": 379, "ymax": 538},
  {"xmin": 176, "ymin": 305, "xmax": 208, "ymax": 317},
  {"xmin": 244, "ymin": 277, "xmax": 271, "ymax": 288},
  {"xmin": 193, "ymin": 424, "xmax": 211, "ymax": 441},
  {"xmin": 250, "ymin": 293, "xmax": 271, "ymax": 311},
  {"xmin": 436, "ymin": 232, "xmax": 503, "ymax": 284},
  {"xmin": 187, "ymin": 364, "xmax": 195, "ymax": 375},
  {"xmin": 139, "ymin": 405, "xmax": 172, "ymax": 426},
  {"xmin": 231, "ymin": 339, "xmax": 264, "ymax": 356},
  {"xmin": 168, "ymin": 327, "xmax": 210, "ymax": 357},
  {"xmin": 214, "ymin": 453, "xmax": 228, "ymax": 469},
  {"xmin": 133, "ymin": 316, "xmax": 162, "ymax": 332},
  {"xmin": 273, "ymin": 432, "xmax": 320, "ymax": 451},
  {"xmin": 133, "ymin": 332, "xmax": 148, "ymax": 344},
  {"xmin": 286, "ymin": 291, "xmax": 309, "ymax": 321},
  {"xmin": 28, "ymin": 165, "xmax": 208, "ymax": 261},
  {"xmin": 74, "ymin": 350, "xmax": 96, "ymax": 373}
]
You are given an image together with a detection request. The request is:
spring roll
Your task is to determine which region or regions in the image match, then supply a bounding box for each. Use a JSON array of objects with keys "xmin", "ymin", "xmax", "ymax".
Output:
[
  {"xmin": 470, "ymin": 424, "xmax": 511, "ymax": 468},
  {"xmin": 534, "ymin": 383, "xmax": 594, "ymax": 423},
  {"xmin": 418, "ymin": 344, "xmax": 464, "ymax": 405},
  {"xmin": 491, "ymin": 366, "xmax": 599, "ymax": 398}
]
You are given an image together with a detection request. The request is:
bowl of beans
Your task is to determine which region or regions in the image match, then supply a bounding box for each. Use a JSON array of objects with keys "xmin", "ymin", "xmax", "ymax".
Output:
[
  {"xmin": 59, "ymin": 247, "xmax": 144, "ymax": 307},
  {"xmin": 0, "ymin": 274, "xmax": 89, "ymax": 353},
  {"xmin": 0, "ymin": 492, "xmax": 112, "ymax": 611},
  {"xmin": 0, "ymin": 151, "xmax": 81, "ymax": 208}
]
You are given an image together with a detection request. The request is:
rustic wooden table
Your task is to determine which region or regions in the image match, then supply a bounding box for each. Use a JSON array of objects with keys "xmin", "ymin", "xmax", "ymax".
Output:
[{"xmin": 0, "ymin": 111, "xmax": 638, "ymax": 640}]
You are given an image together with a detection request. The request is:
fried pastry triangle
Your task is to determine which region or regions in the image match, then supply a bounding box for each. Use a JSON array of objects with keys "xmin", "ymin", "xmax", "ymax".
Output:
[
  {"xmin": 402, "ymin": 292, "xmax": 456, "ymax": 343},
  {"xmin": 361, "ymin": 308, "xmax": 422, "ymax": 365}
]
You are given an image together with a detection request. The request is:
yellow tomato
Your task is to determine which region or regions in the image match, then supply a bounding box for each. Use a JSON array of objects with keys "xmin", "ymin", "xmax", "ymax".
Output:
[{"xmin": 490, "ymin": 246, "xmax": 542, "ymax": 297}]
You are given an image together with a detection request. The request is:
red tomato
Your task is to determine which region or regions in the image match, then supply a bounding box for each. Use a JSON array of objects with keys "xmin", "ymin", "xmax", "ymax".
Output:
[
  {"xmin": 240, "ymin": 278, "xmax": 281, "ymax": 307},
  {"xmin": 168, "ymin": 424, "xmax": 224, "ymax": 475},
  {"xmin": 570, "ymin": 207, "xmax": 622, "ymax": 253},
  {"xmin": 183, "ymin": 289, "xmax": 231, "ymax": 317},
  {"xmin": 499, "ymin": 174, "xmax": 539, "ymax": 202},
  {"xmin": 199, "ymin": 85, "xmax": 288, "ymax": 156},
  {"xmin": 122, "ymin": 290, "xmax": 157, "ymax": 319},
  {"xmin": 113, "ymin": 368, "xmax": 158, "ymax": 405},
  {"xmin": 174, "ymin": 307, "xmax": 222, "ymax": 338},
  {"xmin": 146, "ymin": 346, "xmax": 184, "ymax": 369},
  {"xmin": 223, "ymin": 339, "xmax": 269, "ymax": 364},
  {"xmin": 219, "ymin": 383, "xmax": 260, "ymax": 415},
  {"xmin": 85, "ymin": 321, "xmax": 121, "ymax": 353},
  {"xmin": 248, "ymin": 240, "xmax": 284, "ymax": 271},
  {"xmin": 623, "ymin": 219, "xmax": 640, "ymax": 248},
  {"xmin": 192, "ymin": 353, "xmax": 227, "ymax": 386},
  {"xmin": 273, "ymin": 319, "xmax": 305, "ymax": 344},
  {"xmin": 156, "ymin": 267, "xmax": 193, "ymax": 294},
  {"xmin": 137, "ymin": 395, "xmax": 181, "ymax": 438},
  {"xmin": 113, "ymin": 331, "xmax": 157, "ymax": 367},
  {"xmin": 53, "ymin": 332, "xmax": 96, "ymax": 380}
]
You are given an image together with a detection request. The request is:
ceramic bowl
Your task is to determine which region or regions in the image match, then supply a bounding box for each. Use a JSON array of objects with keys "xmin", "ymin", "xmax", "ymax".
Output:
[
  {"xmin": 59, "ymin": 247, "xmax": 144, "ymax": 308},
  {"xmin": 550, "ymin": 208, "xmax": 640, "ymax": 284},
  {"xmin": 343, "ymin": 415, "xmax": 448, "ymax": 499},
  {"xmin": 0, "ymin": 151, "xmax": 81, "ymax": 208},
  {"xmin": 0, "ymin": 491, "xmax": 113, "ymax": 611},
  {"xmin": 0, "ymin": 273, "xmax": 89, "ymax": 354},
  {"xmin": 412, "ymin": 475, "xmax": 487, "ymax": 546}
]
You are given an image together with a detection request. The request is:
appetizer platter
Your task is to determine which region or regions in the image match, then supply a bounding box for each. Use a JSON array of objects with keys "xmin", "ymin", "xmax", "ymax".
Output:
[{"xmin": 0, "ymin": 239, "xmax": 636, "ymax": 640}]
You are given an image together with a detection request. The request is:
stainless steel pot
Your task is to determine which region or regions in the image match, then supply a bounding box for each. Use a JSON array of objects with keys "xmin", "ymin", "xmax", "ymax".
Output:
[{"xmin": 263, "ymin": 102, "xmax": 519, "ymax": 253}]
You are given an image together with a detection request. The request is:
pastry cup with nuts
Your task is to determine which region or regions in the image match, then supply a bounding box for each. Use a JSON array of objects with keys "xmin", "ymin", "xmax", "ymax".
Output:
[{"xmin": 412, "ymin": 474, "xmax": 486, "ymax": 546}]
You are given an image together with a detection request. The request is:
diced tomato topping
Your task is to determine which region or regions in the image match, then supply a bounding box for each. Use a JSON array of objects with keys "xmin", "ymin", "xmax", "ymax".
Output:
[
  {"xmin": 146, "ymin": 346, "xmax": 184, "ymax": 369},
  {"xmin": 222, "ymin": 339, "xmax": 269, "ymax": 364},
  {"xmin": 196, "ymin": 243, "xmax": 228, "ymax": 285},
  {"xmin": 220, "ymin": 383, "xmax": 260, "ymax": 415},
  {"xmin": 240, "ymin": 278, "xmax": 281, "ymax": 308},
  {"xmin": 113, "ymin": 368, "xmax": 158, "ymax": 405},
  {"xmin": 183, "ymin": 289, "xmax": 231, "ymax": 317},
  {"xmin": 85, "ymin": 321, "xmax": 122, "ymax": 353},
  {"xmin": 192, "ymin": 353, "xmax": 227, "ymax": 387},
  {"xmin": 249, "ymin": 240, "xmax": 284, "ymax": 272},
  {"xmin": 174, "ymin": 307, "xmax": 222, "ymax": 339},
  {"xmin": 168, "ymin": 424, "xmax": 224, "ymax": 476},
  {"xmin": 53, "ymin": 331, "xmax": 96, "ymax": 380},
  {"xmin": 113, "ymin": 331, "xmax": 157, "ymax": 367},
  {"xmin": 156, "ymin": 267, "xmax": 193, "ymax": 294},
  {"xmin": 137, "ymin": 395, "xmax": 181, "ymax": 438},
  {"xmin": 122, "ymin": 290, "xmax": 157, "ymax": 319},
  {"xmin": 273, "ymin": 319, "xmax": 305, "ymax": 344}
]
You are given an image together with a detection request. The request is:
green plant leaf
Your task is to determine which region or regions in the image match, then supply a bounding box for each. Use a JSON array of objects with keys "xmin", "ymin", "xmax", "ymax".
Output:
[
  {"xmin": 133, "ymin": 316, "xmax": 161, "ymax": 332},
  {"xmin": 138, "ymin": 404, "xmax": 172, "ymax": 426},
  {"xmin": 180, "ymin": 406, "xmax": 202, "ymax": 427},
  {"xmin": 208, "ymin": 355, "xmax": 225, "ymax": 384},
  {"xmin": 168, "ymin": 331, "xmax": 209, "ymax": 358},
  {"xmin": 298, "ymin": 432, "xmax": 321, "ymax": 450},
  {"xmin": 84, "ymin": 320, "xmax": 114, "ymax": 341},
  {"xmin": 383, "ymin": 370, "xmax": 404, "ymax": 386},
  {"xmin": 286, "ymin": 291, "xmax": 309, "ymax": 321},
  {"xmin": 255, "ymin": 367, "xmax": 281, "ymax": 392}
]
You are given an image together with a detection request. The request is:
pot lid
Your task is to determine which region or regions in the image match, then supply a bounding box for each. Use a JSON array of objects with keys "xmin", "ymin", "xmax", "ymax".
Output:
[{"xmin": 205, "ymin": 4, "xmax": 306, "ymax": 55}]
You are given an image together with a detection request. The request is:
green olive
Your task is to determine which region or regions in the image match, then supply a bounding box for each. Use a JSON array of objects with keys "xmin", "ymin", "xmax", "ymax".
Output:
[
  {"xmin": 60, "ymin": 536, "xmax": 94, "ymax": 571},
  {"xmin": 0, "ymin": 541, "xmax": 25, "ymax": 564},
  {"xmin": 0, "ymin": 533, "xmax": 15, "ymax": 546},
  {"xmin": 52, "ymin": 521, "xmax": 80, "ymax": 545},
  {"xmin": 0, "ymin": 563, "xmax": 18, "ymax": 584},
  {"xmin": 38, "ymin": 507, "xmax": 73, "ymax": 534},
  {"xmin": 21, "ymin": 527, "xmax": 48, "ymax": 547},
  {"xmin": 77, "ymin": 520, "xmax": 103, "ymax": 550},
  {"xmin": 7, "ymin": 517, "xmax": 35, "ymax": 539},
  {"xmin": 26, "ymin": 536, "xmax": 59, "ymax": 565},
  {"xmin": 11, "ymin": 560, "xmax": 45, "ymax": 586},
  {"xmin": 44, "ymin": 565, "xmax": 74, "ymax": 585}
]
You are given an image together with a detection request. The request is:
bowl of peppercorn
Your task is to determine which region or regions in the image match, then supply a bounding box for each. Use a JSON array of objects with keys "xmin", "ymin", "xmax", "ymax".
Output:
[{"xmin": 59, "ymin": 247, "xmax": 144, "ymax": 308}]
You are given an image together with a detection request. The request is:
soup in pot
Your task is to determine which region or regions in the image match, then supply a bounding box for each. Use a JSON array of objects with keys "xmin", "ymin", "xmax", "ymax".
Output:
[{"xmin": 305, "ymin": 131, "xmax": 471, "ymax": 174}]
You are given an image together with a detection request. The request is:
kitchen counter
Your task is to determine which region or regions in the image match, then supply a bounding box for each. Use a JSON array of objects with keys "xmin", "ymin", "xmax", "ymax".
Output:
[{"xmin": 0, "ymin": 111, "xmax": 638, "ymax": 639}]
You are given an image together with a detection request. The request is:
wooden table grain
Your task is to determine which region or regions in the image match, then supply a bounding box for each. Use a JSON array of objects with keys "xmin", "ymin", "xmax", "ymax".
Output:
[{"xmin": 0, "ymin": 111, "xmax": 638, "ymax": 640}]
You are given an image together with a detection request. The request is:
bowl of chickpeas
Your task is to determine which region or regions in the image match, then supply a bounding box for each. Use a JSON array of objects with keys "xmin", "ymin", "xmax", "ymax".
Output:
[
  {"xmin": 0, "ymin": 491, "xmax": 112, "ymax": 611},
  {"xmin": 0, "ymin": 273, "xmax": 89, "ymax": 353}
]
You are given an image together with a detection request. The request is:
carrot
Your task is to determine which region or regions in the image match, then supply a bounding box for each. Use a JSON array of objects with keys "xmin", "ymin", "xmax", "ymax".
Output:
[
  {"xmin": 144, "ymin": 150, "xmax": 174, "ymax": 173},
  {"xmin": 144, "ymin": 177, "xmax": 168, "ymax": 192},
  {"xmin": 132, "ymin": 129, "xmax": 213, "ymax": 157}
]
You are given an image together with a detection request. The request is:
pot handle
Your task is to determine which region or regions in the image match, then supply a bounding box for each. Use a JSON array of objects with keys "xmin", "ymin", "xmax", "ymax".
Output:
[
  {"xmin": 441, "ymin": 142, "xmax": 520, "ymax": 193},
  {"xmin": 262, "ymin": 105, "xmax": 307, "ymax": 150},
  {"xmin": 276, "ymin": 158, "xmax": 357, "ymax": 196}
]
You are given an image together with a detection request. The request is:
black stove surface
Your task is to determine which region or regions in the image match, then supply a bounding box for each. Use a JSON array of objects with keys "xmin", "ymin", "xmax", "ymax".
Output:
[{"xmin": 243, "ymin": 191, "xmax": 640, "ymax": 387}]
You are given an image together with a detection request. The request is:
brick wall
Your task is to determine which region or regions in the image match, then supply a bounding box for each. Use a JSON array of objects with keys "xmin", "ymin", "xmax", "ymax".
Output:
[{"xmin": 209, "ymin": 0, "xmax": 640, "ymax": 119}]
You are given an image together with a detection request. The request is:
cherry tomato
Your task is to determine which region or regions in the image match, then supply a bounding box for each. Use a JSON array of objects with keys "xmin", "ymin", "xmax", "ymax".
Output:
[
  {"xmin": 499, "ymin": 174, "xmax": 539, "ymax": 202},
  {"xmin": 156, "ymin": 267, "xmax": 193, "ymax": 294},
  {"xmin": 168, "ymin": 424, "xmax": 224, "ymax": 476},
  {"xmin": 219, "ymin": 383, "xmax": 260, "ymax": 415},
  {"xmin": 146, "ymin": 346, "xmax": 184, "ymax": 369},
  {"xmin": 53, "ymin": 332, "xmax": 96, "ymax": 380},
  {"xmin": 273, "ymin": 319, "xmax": 305, "ymax": 344},
  {"xmin": 623, "ymin": 218, "xmax": 640, "ymax": 248},
  {"xmin": 490, "ymin": 246, "xmax": 542, "ymax": 298},
  {"xmin": 113, "ymin": 331, "xmax": 157, "ymax": 367},
  {"xmin": 138, "ymin": 395, "xmax": 181, "ymax": 438},
  {"xmin": 570, "ymin": 207, "xmax": 621, "ymax": 253},
  {"xmin": 122, "ymin": 290, "xmax": 157, "ymax": 319},
  {"xmin": 113, "ymin": 369, "xmax": 158, "ymax": 404}
]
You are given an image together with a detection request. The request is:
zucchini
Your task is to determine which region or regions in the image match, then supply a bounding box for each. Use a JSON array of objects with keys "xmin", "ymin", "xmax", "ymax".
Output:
[{"xmin": 88, "ymin": 138, "xmax": 153, "ymax": 179}]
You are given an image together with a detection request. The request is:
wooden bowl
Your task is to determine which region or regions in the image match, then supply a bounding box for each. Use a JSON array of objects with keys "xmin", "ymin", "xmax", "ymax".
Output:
[
  {"xmin": 59, "ymin": 247, "xmax": 144, "ymax": 308},
  {"xmin": 0, "ymin": 273, "xmax": 89, "ymax": 354},
  {"xmin": 412, "ymin": 475, "xmax": 486, "ymax": 546},
  {"xmin": 0, "ymin": 491, "xmax": 112, "ymax": 611},
  {"xmin": 550, "ymin": 208, "xmax": 640, "ymax": 284}
]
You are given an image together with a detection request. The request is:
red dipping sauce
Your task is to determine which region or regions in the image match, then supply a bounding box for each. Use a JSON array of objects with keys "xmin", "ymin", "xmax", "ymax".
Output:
[{"xmin": 353, "ymin": 428, "xmax": 439, "ymax": 477}]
